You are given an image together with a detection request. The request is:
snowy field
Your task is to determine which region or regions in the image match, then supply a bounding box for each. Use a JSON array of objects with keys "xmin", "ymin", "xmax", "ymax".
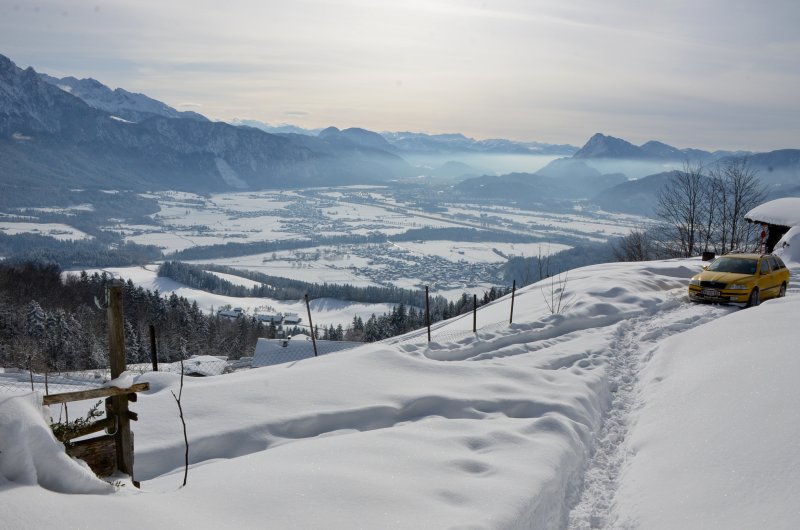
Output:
[
  {"xmin": 125, "ymin": 189, "xmax": 646, "ymax": 254},
  {"xmin": 0, "ymin": 221, "xmax": 92, "ymax": 241},
  {"xmin": 68, "ymin": 266, "xmax": 398, "ymax": 330},
  {"xmin": 4, "ymin": 232, "xmax": 799, "ymax": 529}
]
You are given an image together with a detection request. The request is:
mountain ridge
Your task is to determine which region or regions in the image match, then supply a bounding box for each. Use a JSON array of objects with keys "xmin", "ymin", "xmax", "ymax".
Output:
[{"xmin": 0, "ymin": 53, "xmax": 413, "ymax": 192}]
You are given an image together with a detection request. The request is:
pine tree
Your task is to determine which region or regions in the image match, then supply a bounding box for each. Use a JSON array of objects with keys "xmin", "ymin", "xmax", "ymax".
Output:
[{"xmin": 25, "ymin": 300, "xmax": 46, "ymax": 339}]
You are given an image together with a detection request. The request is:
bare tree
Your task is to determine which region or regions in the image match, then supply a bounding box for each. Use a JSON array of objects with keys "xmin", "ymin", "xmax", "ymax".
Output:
[
  {"xmin": 711, "ymin": 158, "xmax": 766, "ymax": 253},
  {"xmin": 612, "ymin": 230, "xmax": 654, "ymax": 262},
  {"xmin": 171, "ymin": 337, "xmax": 189, "ymax": 487},
  {"xmin": 655, "ymin": 161, "xmax": 707, "ymax": 257},
  {"xmin": 541, "ymin": 272, "xmax": 573, "ymax": 315},
  {"xmin": 699, "ymin": 171, "xmax": 724, "ymax": 254}
]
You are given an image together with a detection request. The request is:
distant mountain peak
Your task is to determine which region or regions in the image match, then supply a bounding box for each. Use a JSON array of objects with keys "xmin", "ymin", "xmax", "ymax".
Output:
[
  {"xmin": 318, "ymin": 126, "xmax": 341, "ymax": 137},
  {"xmin": 574, "ymin": 133, "xmax": 644, "ymax": 159}
]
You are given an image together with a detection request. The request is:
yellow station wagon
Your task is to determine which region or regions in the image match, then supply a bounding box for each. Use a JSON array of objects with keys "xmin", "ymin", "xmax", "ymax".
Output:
[{"xmin": 688, "ymin": 253, "xmax": 790, "ymax": 307}]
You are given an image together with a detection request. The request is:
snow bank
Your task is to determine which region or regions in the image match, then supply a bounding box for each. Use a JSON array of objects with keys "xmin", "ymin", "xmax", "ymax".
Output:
[
  {"xmin": 775, "ymin": 225, "xmax": 800, "ymax": 265},
  {"xmin": 613, "ymin": 294, "xmax": 800, "ymax": 529},
  {"xmin": 0, "ymin": 393, "xmax": 112, "ymax": 495}
]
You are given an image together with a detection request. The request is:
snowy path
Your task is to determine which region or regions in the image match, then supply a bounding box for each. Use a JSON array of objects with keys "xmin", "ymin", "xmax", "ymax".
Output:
[{"xmin": 567, "ymin": 297, "xmax": 736, "ymax": 529}]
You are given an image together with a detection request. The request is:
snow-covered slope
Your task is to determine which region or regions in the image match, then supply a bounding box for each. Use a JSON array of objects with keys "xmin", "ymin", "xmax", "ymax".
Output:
[{"xmin": 2, "ymin": 258, "xmax": 799, "ymax": 529}]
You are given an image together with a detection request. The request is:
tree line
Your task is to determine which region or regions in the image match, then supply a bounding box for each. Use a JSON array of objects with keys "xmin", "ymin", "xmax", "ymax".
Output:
[
  {"xmin": 0, "ymin": 262, "xmax": 267, "ymax": 372},
  {"xmin": 503, "ymin": 241, "xmax": 618, "ymax": 287},
  {"xmin": 158, "ymin": 261, "xmax": 429, "ymax": 306},
  {"xmin": 0, "ymin": 233, "xmax": 162, "ymax": 268}
]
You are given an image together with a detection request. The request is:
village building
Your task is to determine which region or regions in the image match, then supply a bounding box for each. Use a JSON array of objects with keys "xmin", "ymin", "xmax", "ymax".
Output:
[{"xmin": 217, "ymin": 307, "xmax": 245, "ymax": 319}]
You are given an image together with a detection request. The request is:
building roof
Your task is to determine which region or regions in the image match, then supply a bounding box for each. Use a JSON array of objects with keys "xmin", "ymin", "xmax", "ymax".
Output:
[
  {"xmin": 745, "ymin": 198, "xmax": 800, "ymax": 228},
  {"xmin": 252, "ymin": 337, "xmax": 362, "ymax": 368}
]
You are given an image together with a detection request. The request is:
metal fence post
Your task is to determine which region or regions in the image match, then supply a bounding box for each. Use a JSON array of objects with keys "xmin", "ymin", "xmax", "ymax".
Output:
[
  {"xmin": 149, "ymin": 324, "xmax": 158, "ymax": 371},
  {"xmin": 473, "ymin": 294, "xmax": 477, "ymax": 333},
  {"xmin": 509, "ymin": 280, "xmax": 516, "ymax": 324},
  {"xmin": 305, "ymin": 294, "xmax": 318, "ymax": 357},
  {"xmin": 425, "ymin": 286, "xmax": 431, "ymax": 343}
]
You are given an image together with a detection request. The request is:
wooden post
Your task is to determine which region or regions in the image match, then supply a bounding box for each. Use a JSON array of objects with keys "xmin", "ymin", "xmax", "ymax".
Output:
[
  {"xmin": 305, "ymin": 294, "xmax": 318, "ymax": 357},
  {"xmin": 149, "ymin": 324, "xmax": 158, "ymax": 371},
  {"xmin": 106, "ymin": 280, "xmax": 134, "ymax": 480},
  {"xmin": 509, "ymin": 280, "xmax": 516, "ymax": 324},
  {"xmin": 473, "ymin": 294, "xmax": 477, "ymax": 333},
  {"xmin": 425, "ymin": 286, "xmax": 431, "ymax": 342}
]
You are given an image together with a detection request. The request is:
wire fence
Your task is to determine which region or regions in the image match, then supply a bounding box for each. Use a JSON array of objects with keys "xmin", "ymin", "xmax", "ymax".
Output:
[{"xmin": 0, "ymin": 337, "xmax": 367, "ymax": 397}]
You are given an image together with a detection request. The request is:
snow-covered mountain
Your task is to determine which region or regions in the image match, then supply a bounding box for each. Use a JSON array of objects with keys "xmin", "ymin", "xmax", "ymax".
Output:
[
  {"xmin": 382, "ymin": 130, "xmax": 578, "ymax": 156},
  {"xmin": 3, "ymin": 232, "xmax": 798, "ymax": 528},
  {"xmin": 230, "ymin": 119, "xmax": 321, "ymax": 136},
  {"xmin": 0, "ymin": 53, "xmax": 413, "ymax": 192},
  {"xmin": 38, "ymin": 74, "xmax": 209, "ymax": 123}
]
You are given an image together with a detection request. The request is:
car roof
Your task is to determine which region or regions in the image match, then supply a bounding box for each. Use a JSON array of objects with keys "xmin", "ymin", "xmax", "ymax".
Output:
[{"xmin": 718, "ymin": 253, "xmax": 762, "ymax": 259}]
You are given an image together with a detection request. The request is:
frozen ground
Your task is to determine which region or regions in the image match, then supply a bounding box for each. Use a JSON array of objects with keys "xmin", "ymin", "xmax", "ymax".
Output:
[{"xmin": 3, "ymin": 235, "xmax": 798, "ymax": 529}]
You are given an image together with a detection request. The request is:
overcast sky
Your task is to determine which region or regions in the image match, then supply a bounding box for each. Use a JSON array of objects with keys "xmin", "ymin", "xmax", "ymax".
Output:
[{"xmin": 2, "ymin": 0, "xmax": 798, "ymax": 151}]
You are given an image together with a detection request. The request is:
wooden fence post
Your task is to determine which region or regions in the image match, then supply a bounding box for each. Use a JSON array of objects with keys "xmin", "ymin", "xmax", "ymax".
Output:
[
  {"xmin": 305, "ymin": 294, "xmax": 318, "ymax": 357},
  {"xmin": 509, "ymin": 280, "xmax": 516, "ymax": 324},
  {"xmin": 106, "ymin": 280, "xmax": 134, "ymax": 480},
  {"xmin": 425, "ymin": 286, "xmax": 431, "ymax": 342}
]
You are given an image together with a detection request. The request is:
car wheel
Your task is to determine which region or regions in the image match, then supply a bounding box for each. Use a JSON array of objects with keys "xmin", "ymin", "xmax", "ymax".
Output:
[
  {"xmin": 779, "ymin": 283, "xmax": 787, "ymax": 298},
  {"xmin": 747, "ymin": 288, "xmax": 760, "ymax": 308}
]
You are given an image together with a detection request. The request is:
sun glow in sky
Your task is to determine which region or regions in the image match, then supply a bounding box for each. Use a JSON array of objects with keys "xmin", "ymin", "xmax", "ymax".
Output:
[{"xmin": 2, "ymin": 0, "xmax": 799, "ymax": 151}]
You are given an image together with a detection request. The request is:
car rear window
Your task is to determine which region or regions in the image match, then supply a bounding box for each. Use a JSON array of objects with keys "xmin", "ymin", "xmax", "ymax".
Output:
[
  {"xmin": 760, "ymin": 259, "xmax": 771, "ymax": 274},
  {"xmin": 772, "ymin": 256, "xmax": 787, "ymax": 270}
]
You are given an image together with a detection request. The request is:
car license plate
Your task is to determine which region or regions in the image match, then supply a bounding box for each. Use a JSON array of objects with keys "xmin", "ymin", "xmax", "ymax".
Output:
[{"xmin": 701, "ymin": 289, "xmax": 720, "ymax": 297}]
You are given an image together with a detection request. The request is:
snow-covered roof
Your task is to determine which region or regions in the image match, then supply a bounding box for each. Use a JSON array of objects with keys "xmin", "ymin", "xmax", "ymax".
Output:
[
  {"xmin": 745, "ymin": 198, "xmax": 800, "ymax": 227},
  {"xmin": 252, "ymin": 337, "xmax": 361, "ymax": 367},
  {"xmin": 166, "ymin": 355, "xmax": 228, "ymax": 376}
]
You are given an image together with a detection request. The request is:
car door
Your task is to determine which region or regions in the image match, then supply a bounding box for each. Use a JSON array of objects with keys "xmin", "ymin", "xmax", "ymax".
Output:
[
  {"xmin": 768, "ymin": 256, "xmax": 789, "ymax": 295},
  {"xmin": 757, "ymin": 257, "xmax": 779, "ymax": 299}
]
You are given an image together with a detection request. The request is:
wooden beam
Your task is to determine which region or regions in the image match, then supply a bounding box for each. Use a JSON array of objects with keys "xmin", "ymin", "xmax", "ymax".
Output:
[
  {"xmin": 53, "ymin": 417, "xmax": 114, "ymax": 443},
  {"xmin": 42, "ymin": 383, "xmax": 150, "ymax": 406}
]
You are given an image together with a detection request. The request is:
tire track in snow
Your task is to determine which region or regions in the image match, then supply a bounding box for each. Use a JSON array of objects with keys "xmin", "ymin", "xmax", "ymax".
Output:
[{"xmin": 566, "ymin": 297, "xmax": 735, "ymax": 529}]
